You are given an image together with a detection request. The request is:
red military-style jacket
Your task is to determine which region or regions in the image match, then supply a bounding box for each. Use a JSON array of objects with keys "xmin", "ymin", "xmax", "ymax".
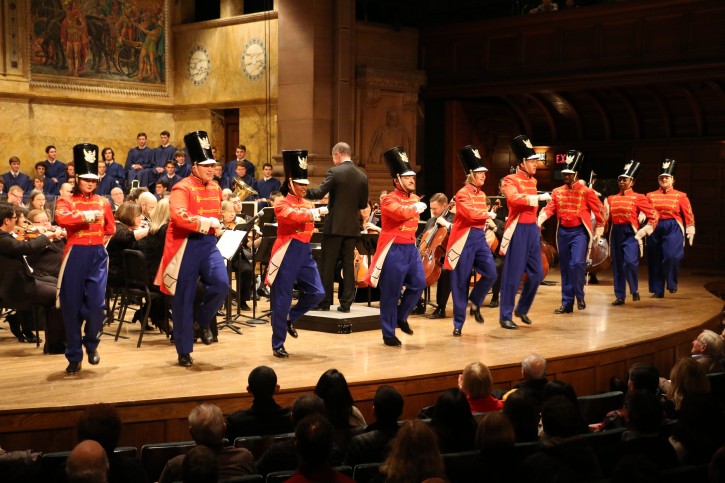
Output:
[
  {"xmin": 646, "ymin": 188, "xmax": 695, "ymax": 232},
  {"xmin": 155, "ymin": 174, "xmax": 223, "ymax": 294},
  {"xmin": 266, "ymin": 193, "xmax": 316, "ymax": 285},
  {"xmin": 606, "ymin": 188, "xmax": 659, "ymax": 231},
  {"xmin": 499, "ymin": 169, "xmax": 539, "ymax": 255},
  {"xmin": 364, "ymin": 188, "xmax": 421, "ymax": 288},
  {"xmin": 444, "ymin": 182, "xmax": 493, "ymax": 270},
  {"xmin": 55, "ymin": 193, "xmax": 116, "ymax": 256},
  {"xmin": 541, "ymin": 182, "xmax": 605, "ymax": 231}
]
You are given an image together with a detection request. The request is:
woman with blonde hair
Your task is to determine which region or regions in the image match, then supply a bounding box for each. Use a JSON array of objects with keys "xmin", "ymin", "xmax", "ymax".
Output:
[
  {"xmin": 137, "ymin": 198, "xmax": 171, "ymax": 332},
  {"xmin": 459, "ymin": 361, "xmax": 503, "ymax": 413},
  {"xmin": 379, "ymin": 419, "xmax": 447, "ymax": 483},
  {"xmin": 667, "ymin": 357, "xmax": 710, "ymax": 413}
]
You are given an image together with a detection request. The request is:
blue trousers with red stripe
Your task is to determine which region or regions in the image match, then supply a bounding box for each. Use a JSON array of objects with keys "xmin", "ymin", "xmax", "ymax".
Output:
[
  {"xmin": 59, "ymin": 245, "xmax": 109, "ymax": 363},
  {"xmin": 557, "ymin": 225, "xmax": 589, "ymax": 307},
  {"xmin": 647, "ymin": 218, "xmax": 683, "ymax": 294},
  {"xmin": 451, "ymin": 228, "xmax": 497, "ymax": 330},
  {"xmin": 172, "ymin": 234, "xmax": 229, "ymax": 356},
  {"xmin": 269, "ymin": 239, "xmax": 325, "ymax": 350},
  {"xmin": 499, "ymin": 223, "xmax": 543, "ymax": 321},
  {"xmin": 378, "ymin": 244, "xmax": 426, "ymax": 339},
  {"xmin": 611, "ymin": 224, "xmax": 639, "ymax": 299}
]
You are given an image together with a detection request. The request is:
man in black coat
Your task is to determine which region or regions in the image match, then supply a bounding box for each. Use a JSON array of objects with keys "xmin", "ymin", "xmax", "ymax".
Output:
[
  {"xmin": 305, "ymin": 142, "xmax": 369, "ymax": 312},
  {"xmin": 225, "ymin": 365, "xmax": 293, "ymax": 441}
]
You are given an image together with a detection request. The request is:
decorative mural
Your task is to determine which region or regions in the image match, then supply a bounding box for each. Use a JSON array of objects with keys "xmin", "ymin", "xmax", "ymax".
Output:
[{"xmin": 29, "ymin": 0, "xmax": 168, "ymax": 93}]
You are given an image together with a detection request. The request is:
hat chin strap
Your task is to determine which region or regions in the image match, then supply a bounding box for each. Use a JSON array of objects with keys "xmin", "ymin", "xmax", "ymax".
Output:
[
  {"xmin": 289, "ymin": 179, "xmax": 299, "ymax": 197},
  {"xmin": 395, "ymin": 174, "xmax": 410, "ymax": 195}
]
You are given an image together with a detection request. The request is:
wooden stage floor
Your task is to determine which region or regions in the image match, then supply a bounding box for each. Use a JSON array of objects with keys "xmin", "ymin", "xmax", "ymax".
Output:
[{"xmin": 0, "ymin": 267, "xmax": 723, "ymax": 452}]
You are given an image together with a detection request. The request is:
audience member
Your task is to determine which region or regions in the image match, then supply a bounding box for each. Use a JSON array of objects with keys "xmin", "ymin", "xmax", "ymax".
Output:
[
  {"xmin": 669, "ymin": 392, "xmax": 725, "ymax": 465},
  {"xmin": 158, "ymin": 403, "xmax": 254, "ymax": 483},
  {"xmin": 181, "ymin": 445, "xmax": 218, "ymax": 483},
  {"xmin": 465, "ymin": 412, "xmax": 526, "ymax": 481},
  {"xmin": 314, "ymin": 369, "xmax": 366, "ymax": 429},
  {"xmin": 377, "ymin": 419, "xmax": 447, "ymax": 483},
  {"xmin": 662, "ymin": 357, "xmax": 710, "ymax": 415},
  {"xmin": 66, "ymin": 440, "xmax": 109, "ymax": 483},
  {"xmin": 459, "ymin": 362, "xmax": 503, "ymax": 413},
  {"xmin": 430, "ymin": 388, "xmax": 477, "ymax": 453},
  {"xmin": 691, "ymin": 329, "xmax": 724, "ymax": 374},
  {"xmin": 503, "ymin": 353, "xmax": 549, "ymax": 410},
  {"xmin": 344, "ymin": 385, "xmax": 404, "ymax": 467},
  {"xmin": 502, "ymin": 389, "xmax": 540, "ymax": 443},
  {"xmin": 75, "ymin": 403, "xmax": 150, "ymax": 483},
  {"xmin": 285, "ymin": 413, "xmax": 355, "ymax": 483},
  {"xmin": 603, "ymin": 363, "xmax": 661, "ymax": 431},
  {"xmin": 529, "ymin": 0, "xmax": 558, "ymax": 13},
  {"xmin": 226, "ymin": 365, "xmax": 294, "ymax": 441}
]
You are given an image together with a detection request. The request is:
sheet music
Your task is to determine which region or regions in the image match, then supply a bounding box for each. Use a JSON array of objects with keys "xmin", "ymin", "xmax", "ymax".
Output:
[{"xmin": 217, "ymin": 230, "xmax": 247, "ymax": 260}]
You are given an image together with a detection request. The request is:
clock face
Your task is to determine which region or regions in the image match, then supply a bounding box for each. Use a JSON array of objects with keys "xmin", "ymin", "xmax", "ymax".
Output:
[
  {"xmin": 187, "ymin": 45, "xmax": 211, "ymax": 86},
  {"xmin": 242, "ymin": 38, "xmax": 266, "ymax": 81}
]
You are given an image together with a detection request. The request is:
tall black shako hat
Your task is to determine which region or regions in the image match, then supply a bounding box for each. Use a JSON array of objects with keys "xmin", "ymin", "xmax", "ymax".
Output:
[
  {"xmin": 282, "ymin": 149, "xmax": 309, "ymax": 185},
  {"xmin": 183, "ymin": 131, "xmax": 216, "ymax": 165},
  {"xmin": 619, "ymin": 160, "xmax": 641, "ymax": 179},
  {"xmin": 659, "ymin": 159, "xmax": 677, "ymax": 177},
  {"xmin": 510, "ymin": 134, "xmax": 544, "ymax": 164},
  {"xmin": 458, "ymin": 145, "xmax": 488, "ymax": 174},
  {"xmin": 561, "ymin": 150, "xmax": 584, "ymax": 174},
  {"xmin": 383, "ymin": 146, "xmax": 415, "ymax": 179},
  {"xmin": 73, "ymin": 143, "xmax": 99, "ymax": 179}
]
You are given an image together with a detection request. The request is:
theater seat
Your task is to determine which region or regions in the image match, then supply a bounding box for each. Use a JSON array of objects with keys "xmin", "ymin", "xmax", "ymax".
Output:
[
  {"xmin": 140, "ymin": 440, "xmax": 195, "ymax": 482},
  {"xmin": 577, "ymin": 390, "xmax": 624, "ymax": 424}
]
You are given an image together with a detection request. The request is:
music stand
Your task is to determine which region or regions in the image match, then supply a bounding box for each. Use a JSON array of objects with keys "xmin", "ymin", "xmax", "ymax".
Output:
[
  {"xmin": 216, "ymin": 229, "xmax": 248, "ymax": 334},
  {"xmin": 234, "ymin": 215, "xmax": 275, "ymax": 325}
]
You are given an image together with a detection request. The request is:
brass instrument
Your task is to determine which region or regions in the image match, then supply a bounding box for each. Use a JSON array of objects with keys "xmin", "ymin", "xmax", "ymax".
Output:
[{"xmin": 233, "ymin": 178, "xmax": 258, "ymax": 200}]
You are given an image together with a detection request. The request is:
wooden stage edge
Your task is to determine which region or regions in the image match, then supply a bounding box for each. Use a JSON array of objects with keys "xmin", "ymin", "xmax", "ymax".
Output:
[{"xmin": 0, "ymin": 269, "xmax": 724, "ymax": 453}]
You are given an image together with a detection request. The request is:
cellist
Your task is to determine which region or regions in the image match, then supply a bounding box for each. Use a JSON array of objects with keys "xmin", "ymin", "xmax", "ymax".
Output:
[
  {"xmin": 443, "ymin": 145, "xmax": 498, "ymax": 337},
  {"xmin": 416, "ymin": 193, "xmax": 454, "ymax": 319}
]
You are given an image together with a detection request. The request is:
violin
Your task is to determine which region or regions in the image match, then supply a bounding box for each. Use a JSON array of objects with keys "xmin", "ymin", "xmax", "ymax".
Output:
[
  {"xmin": 418, "ymin": 198, "xmax": 455, "ymax": 287},
  {"xmin": 354, "ymin": 204, "xmax": 379, "ymax": 288},
  {"xmin": 14, "ymin": 222, "xmax": 43, "ymax": 240}
]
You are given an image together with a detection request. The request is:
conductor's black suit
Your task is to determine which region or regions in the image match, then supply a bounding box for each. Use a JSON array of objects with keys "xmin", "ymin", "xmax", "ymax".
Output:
[{"xmin": 306, "ymin": 159, "xmax": 369, "ymax": 310}]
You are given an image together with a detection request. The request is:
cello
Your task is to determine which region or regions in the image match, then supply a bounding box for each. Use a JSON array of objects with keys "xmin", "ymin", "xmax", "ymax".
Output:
[
  {"xmin": 418, "ymin": 198, "xmax": 455, "ymax": 287},
  {"xmin": 353, "ymin": 203, "xmax": 379, "ymax": 288}
]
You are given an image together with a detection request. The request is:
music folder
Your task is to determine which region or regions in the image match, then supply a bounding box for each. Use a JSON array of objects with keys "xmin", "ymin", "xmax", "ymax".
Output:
[{"xmin": 217, "ymin": 230, "xmax": 247, "ymax": 260}]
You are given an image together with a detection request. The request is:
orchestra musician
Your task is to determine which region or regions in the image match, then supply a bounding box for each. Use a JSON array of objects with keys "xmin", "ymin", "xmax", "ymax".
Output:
[
  {"xmin": 606, "ymin": 161, "xmax": 658, "ymax": 306},
  {"xmin": 266, "ymin": 149, "xmax": 326, "ymax": 358},
  {"xmin": 498, "ymin": 135, "xmax": 551, "ymax": 330},
  {"xmin": 54, "ymin": 144, "xmax": 116, "ymax": 374},
  {"xmin": 537, "ymin": 151, "xmax": 605, "ymax": 313},
  {"xmin": 444, "ymin": 146, "xmax": 497, "ymax": 336},
  {"xmin": 155, "ymin": 131, "xmax": 228, "ymax": 367},
  {"xmin": 645, "ymin": 159, "xmax": 695, "ymax": 298},
  {"xmin": 417, "ymin": 192, "xmax": 453, "ymax": 319},
  {"xmin": 364, "ymin": 147, "xmax": 426, "ymax": 347}
]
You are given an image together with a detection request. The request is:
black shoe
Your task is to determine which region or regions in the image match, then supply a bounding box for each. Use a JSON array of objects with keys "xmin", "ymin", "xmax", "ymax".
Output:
[
  {"xmin": 452, "ymin": 327, "xmax": 462, "ymax": 337},
  {"xmin": 612, "ymin": 298, "xmax": 625, "ymax": 306},
  {"xmin": 488, "ymin": 298, "xmax": 499, "ymax": 308},
  {"xmin": 7, "ymin": 314, "xmax": 21, "ymax": 340},
  {"xmin": 239, "ymin": 302, "xmax": 251, "ymax": 311},
  {"xmin": 651, "ymin": 292, "xmax": 664, "ymax": 298},
  {"xmin": 337, "ymin": 306, "xmax": 350, "ymax": 313},
  {"xmin": 632, "ymin": 293, "xmax": 640, "ymax": 301},
  {"xmin": 427, "ymin": 307, "xmax": 446, "ymax": 319},
  {"xmin": 178, "ymin": 354, "xmax": 193, "ymax": 367},
  {"xmin": 554, "ymin": 305, "xmax": 573, "ymax": 314},
  {"xmin": 313, "ymin": 304, "xmax": 330, "ymax": 311},
  {"xmin": 588, "ymin": 274, "xmax": 599, "ymax": 285},
  {"xmin": 201, "ymin": 328, "xmax": 213, "ymax": 345},
  {"xmin": 398, "ymin": 320, "xmax": 414, "ymax": 335},
  {"xmin": 273, "ymin": 346, "xmax": 289, "ymax": 358},
  {"xmin": 383, "ymin": 336, "xmax": 402, "ymax": 347},
  {"xmin": 66, "ymin": 361, "xmax": 82, "ymax": 374},
  {"xmin": 20, "ymin": 330, "xmax": 40, "ymax": 344},
  {"xmin": 577, "ymin": 300, "xmax": 586, "ymax": 310},
  {"xmin": 499, "ymin": 319, "xmax": 518, "ymax": 330},
  {"xmin": 514, "ymin": 311, "xmax": 532, "ymax": 325},
  {"xmin": 411, "ymin": 300, "xmax": 426, "ymax": 315},
  {"xmin": 287, "ymin": 321, "xmax": 298, "ymax": 338},
  {"xmin": 258, "ymin": 286, "xmax": 270, "ymax": 298},
  {"xmin": 87, "ymin": 351, "xmax": 100, "ymax": 365},
  {"xmin": 669, "ymin": 288, "xmax": 677, "ymax": 294},
  {"xmin": 469, "ymin": 305, "xmax": 484, "ymax": 323}
]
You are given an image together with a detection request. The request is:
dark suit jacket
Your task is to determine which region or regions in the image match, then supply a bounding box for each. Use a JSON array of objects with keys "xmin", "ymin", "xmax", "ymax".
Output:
[
  {"xmin": 225, "ymin": 398, "xmax": 293, "ymax": 441},
  {"xmin": 0, "ymin": 232, "xmax": 52, "ymax": 309},
  {"xmin": 306, "ymin": 160, "xmax": 368, "ymax": 237}
]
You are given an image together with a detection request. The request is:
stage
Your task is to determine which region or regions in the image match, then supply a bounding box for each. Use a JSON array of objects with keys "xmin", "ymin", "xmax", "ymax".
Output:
[{"xmin": 0, "ymin": 268, "xmax": 722, "ymax": 453}]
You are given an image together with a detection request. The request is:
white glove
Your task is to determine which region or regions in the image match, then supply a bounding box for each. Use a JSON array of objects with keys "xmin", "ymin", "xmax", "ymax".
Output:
[
  {"xmin": 638, "ymin": 212, "xmax": 647, "ymax": 224},
  {"xmin": 637, "ymin": 237, "xmax": 643, "ymax": 258},
  {"xmin": 81, "ymin": 210, "xmax": 102, "ymax": 222},
  {"xmin": 536, "ymin": 212, "xmax": 547, "ymax": 228},
  {"xmin": 413, "ymin": 202, "xmax": 427, "ymax": 214},
  {"xmin": 686, "ymin": 226, "xmax": 695, "ymax": 246},
  {"xmin": 309, "ymin": 209, "xmax": 321, "ymax": 221},
  {"xmin": 364, "ymin": 222, "xmax": 380, "ymax": 232},
  {"xmin": 594, "ymin": 226, "xmax": 604, "ymax": 239},
  {"xmin": 634, "ymin": 224, "xmax": 653, "ymax": 241},
  {"xmin": 486, "ymin": 219, "xmax": 497, "ymax": 231},
  {"xmin": 487, "ymin": 211, "xmax": 497, "ymax": 219},
  {"xmin": 209, "ymin": 217, "xmax": 221, "ymax": 229},
  {"xmin": 435, "ymin": 217, "xmax": 451, "ymax": 230},
  {"xmin": 318, "ymin": 206, "xmax": 329, "ymax": 216},
  {"xmin": 538, "ymin": 192, "xmax": 552, "ymax": 202}
]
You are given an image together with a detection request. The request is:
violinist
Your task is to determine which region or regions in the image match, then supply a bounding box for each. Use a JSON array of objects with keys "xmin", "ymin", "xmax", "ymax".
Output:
[
  {"xmin": 416, "ymin": 192, "xmax": 454, "ymax": 319},
  {"xmin": 537, "ymin": 151, "xmax": 605, "ymax": 314},
  {"xmin": 359, "ymin": 201, "xmax": 381, "ymax": 234},
  {"xmin": 444, "ymin": 146, "xmax": 497, "ymax": 336},
  {"xmin": 363, "ymin": 147, "xmax": 425, "ymax": 347}
]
